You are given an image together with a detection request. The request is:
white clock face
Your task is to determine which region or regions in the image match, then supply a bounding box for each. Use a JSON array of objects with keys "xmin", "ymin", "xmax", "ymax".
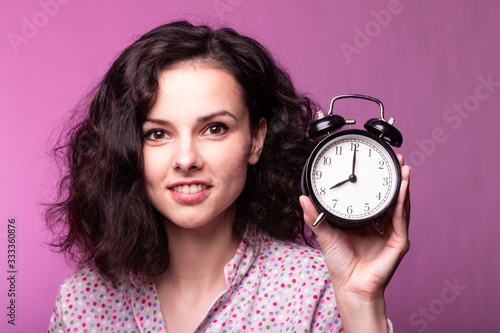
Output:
[{"xmin": 309, "ymin": 132, "xmax": 400, "ymax": 222}]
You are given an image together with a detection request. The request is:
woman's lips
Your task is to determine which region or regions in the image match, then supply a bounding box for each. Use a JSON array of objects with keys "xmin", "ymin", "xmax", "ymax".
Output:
[{"xmin": 169, "ymin": 183, "xmax": 211, "ymax": 203}]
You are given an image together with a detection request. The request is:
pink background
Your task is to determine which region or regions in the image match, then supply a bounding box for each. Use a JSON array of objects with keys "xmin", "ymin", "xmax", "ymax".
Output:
[{"xmin": 1, "ymin": 0, "xmax": 499, "ymax": 332}]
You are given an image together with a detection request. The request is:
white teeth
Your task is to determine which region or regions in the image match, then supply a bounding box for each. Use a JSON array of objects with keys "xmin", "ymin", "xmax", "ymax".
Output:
[{"xmin": 172, "ymin": 184, "xmax": 207, "ymax": 194}]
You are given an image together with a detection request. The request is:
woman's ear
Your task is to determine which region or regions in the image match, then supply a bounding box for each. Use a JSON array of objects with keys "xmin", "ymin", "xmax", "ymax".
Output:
[{"xmin": 248, "ymin": 117, "xmax": 267, "ymax": 165}]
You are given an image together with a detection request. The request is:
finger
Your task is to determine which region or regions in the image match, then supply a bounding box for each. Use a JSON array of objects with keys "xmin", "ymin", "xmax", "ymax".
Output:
[
  {"xmin": 396, "ymin": 154, "xmax": 411, "ymax": 224},
  {"xmin": 393, "ymin": 164, "xmax": 411, "ymax": 237},
  {"xmin": 397, "ymin": 153, "xmax": 410, "ymax": 184},
  {"xmin": 399, "ymin": 163, "xmax": 411, "ymax": 213},
  {"xmin": 401, "ymin": 164, "xmax": 411, "ymax": 223},
  {"xmin": 397, "ymin": 153, "xmax": 404, "ymax": 167}
]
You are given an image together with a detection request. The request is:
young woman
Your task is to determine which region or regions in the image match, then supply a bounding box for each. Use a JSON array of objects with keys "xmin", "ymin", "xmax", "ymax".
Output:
[{"xmin": 47, "ymin": 21, "xmax": 411, "ymax": 333}]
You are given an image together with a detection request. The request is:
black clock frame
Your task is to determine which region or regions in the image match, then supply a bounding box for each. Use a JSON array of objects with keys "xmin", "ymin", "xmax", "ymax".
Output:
[{"xmin": 301, "ymin": 129, "xmax": 402, "ymax": 229}]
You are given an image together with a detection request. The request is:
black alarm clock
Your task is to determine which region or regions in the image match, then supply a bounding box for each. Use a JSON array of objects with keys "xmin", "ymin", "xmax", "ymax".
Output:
[{"xmin": 301, "ymin": 94, "xmax": 403, "ymax": 233}]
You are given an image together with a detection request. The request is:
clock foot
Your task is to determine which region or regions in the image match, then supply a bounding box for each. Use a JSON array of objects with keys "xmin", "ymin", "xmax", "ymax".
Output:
[
  {"xmin": 372, "ymin": 219, "xmax": 384, "ymax": 234},
  {"xmin": 312, "ymin": 212, "xmax": 326, "ymax": 227}
]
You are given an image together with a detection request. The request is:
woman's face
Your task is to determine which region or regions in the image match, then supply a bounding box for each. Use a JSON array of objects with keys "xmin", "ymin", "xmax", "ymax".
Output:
[{"xmin": 142, "ymin": 63, "xmax": 266, "ymax": 231}]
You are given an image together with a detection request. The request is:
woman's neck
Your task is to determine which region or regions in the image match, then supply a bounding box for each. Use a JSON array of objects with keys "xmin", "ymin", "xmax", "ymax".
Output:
[
  {"xmin": 153, "ymin": 214, "xmax": 242, "ymax": 333},
  {"xmin": 157, "ymin": 215, "xmax": 241, "ymax": 292}
]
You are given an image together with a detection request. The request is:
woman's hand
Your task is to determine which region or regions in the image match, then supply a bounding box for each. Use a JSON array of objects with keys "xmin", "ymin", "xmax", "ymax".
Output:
[{"xmin": 300, "ymin": 154, "xmax": 411, "ymax": 331}]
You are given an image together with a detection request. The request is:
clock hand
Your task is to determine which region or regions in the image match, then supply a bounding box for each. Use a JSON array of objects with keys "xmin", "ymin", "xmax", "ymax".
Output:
[
  {"xmin": 330, "ymin": 178, "xmax": 350, "ymax": 189},
  {"xmin": 351, "ymin": 147, "xmax": 357, "ymax": 177},
  {"xmin": 330, "ymin": 148, "xmax": 359, "ymax": 190},
  {"xmin": 330, "ymin": 173, "xmax": 358, "ymax": 190}
]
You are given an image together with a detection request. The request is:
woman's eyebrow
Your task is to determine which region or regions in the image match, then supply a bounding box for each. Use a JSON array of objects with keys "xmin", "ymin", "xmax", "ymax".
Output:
[
  {"xmin": 197, "ymin": 110, "xmax": 238, "ymax": 123},
  {"xmin": 144, "ymin": 110, "xmax": 238, "ymax": 126},
  {"xmin": 143, "ymin": 118, "xmax": 170, "ymax": 126}
]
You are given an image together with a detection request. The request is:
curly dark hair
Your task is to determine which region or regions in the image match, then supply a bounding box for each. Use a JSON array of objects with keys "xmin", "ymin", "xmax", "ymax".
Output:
[{"xmin": 46, "ymin": 20, "xmax": 319, "ymax": 282}]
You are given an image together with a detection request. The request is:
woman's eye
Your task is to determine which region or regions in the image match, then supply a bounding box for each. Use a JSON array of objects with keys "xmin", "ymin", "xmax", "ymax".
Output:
[
  {"xmin": 145, "ymin": 129, "xmax": 169, "ymax": 141},
  {"xmin": 204, "ymin": 124, "xmax": 228, "ymax": 136}
]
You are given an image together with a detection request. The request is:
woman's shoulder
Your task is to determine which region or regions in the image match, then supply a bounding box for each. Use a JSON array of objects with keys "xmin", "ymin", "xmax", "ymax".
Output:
[
  {"xmin": 49, "ymin": 266, "xmax": 158, "ymax": 332},
  {"xmin": 55, "ymin": 265, "xmax": 142, "ymax": 301}
]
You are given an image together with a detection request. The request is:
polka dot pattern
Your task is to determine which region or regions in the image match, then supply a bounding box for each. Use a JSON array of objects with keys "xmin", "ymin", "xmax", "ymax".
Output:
[
  {"xmin": 48, "ymin": 233, "xmax": 393, "ymax": 332},
  {"xmin": 48, "ymin": 266, "xmax": 163, "ymax": 333}
]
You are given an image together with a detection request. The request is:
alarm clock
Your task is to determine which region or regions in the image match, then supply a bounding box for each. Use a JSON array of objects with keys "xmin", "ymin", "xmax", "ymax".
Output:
[{"xmin": 301, "ymin": 94, "xmax": 403, "ymax": 233}]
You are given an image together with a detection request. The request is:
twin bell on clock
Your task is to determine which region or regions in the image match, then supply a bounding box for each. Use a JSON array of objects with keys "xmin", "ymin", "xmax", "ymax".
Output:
[{"xmin": 301, "ymin": 94, "xmax": 403, "ymax": 234}]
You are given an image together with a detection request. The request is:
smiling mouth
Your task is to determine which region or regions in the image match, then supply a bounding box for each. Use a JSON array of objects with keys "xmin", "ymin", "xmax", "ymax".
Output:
[{"xmin": 171, "ymin": 184, "xmax": 209, "ymax": 194}]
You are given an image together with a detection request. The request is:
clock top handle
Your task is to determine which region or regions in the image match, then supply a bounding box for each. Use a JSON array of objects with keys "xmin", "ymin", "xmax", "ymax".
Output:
[
  {"xmin": 327, "ymin": 94, "xmax": 403, "ymax": 148},
  {"xmin": 327, "ymin": 94, "xmax": 386, "ymax": 121}
]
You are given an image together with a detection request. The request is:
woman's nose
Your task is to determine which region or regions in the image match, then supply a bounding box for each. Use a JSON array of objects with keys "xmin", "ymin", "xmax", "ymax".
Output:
[{"xmin": 172, "ymin": 137, "xmax": 203, "ymax": 172}]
